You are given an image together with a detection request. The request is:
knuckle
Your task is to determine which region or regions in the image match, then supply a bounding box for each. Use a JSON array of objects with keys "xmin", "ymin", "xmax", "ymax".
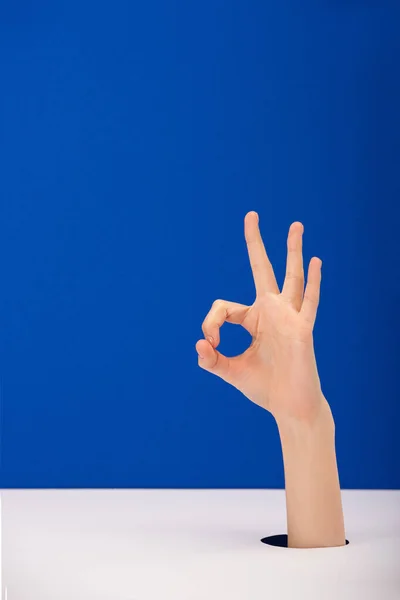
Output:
[
  {"xmin": 304, "ymin": 293, "xmax": 319, "ymax": 305},
  {"xmin": 285, "ymin": 271, "xmax": 303, "ymax": 281},
  {"xmin": 202, "ymin": 317, "xmax": 213, "ymax": 332},
  {"xmin": 298, "ymin": 324, "xmax": 314, "ymax": 338},
  {"xmin": 212, "ymin": 299, "xmax": 224, "ymax": 309}
]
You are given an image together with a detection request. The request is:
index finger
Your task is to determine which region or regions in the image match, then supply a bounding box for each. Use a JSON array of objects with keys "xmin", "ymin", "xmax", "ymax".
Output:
[
  {"xmin": 201, "ymin": 299, "xmax": 252, "ymax": 347},
  {"xmin": 244, "ymin": 212, "xmax": 279, "ymax": 295}
]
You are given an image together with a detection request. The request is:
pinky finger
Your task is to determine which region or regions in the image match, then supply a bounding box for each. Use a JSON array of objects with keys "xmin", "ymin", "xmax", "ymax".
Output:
[{"xmin": 300, "ymin": 257, "xmax": 322, "ymax": 326}]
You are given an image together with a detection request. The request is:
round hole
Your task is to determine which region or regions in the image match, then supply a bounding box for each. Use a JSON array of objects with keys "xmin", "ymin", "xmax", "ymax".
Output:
[{"xmin": 260, "ymin": 534, "xmax": 349, "ymax": 548}]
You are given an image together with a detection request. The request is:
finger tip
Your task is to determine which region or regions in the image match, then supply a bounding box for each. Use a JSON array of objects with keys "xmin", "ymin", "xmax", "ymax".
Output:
[
  {"xmin": 311, "ymin": 256, "xmax": 322, "ymax": 268},
  {"xmin": 290, "ymin": 221, "xmax": 304, "ymax": 233},
  {"xmin": 206, "ymin": 335, "xmax": 217, "ymax": 348},
  {"xmin": 195, "ymin": 340, "xmax": 204, "ymax": 359},
  {"xmin": 196, "ymin": 338, "xmax": 213, "ymax": 359},
  {"xmin": 244, "ymin": 212, "xmax": 260, "ymax": 239},
  {"xmin": 245, "ymin": 211, "xmax": 259, "ymax": 223}
]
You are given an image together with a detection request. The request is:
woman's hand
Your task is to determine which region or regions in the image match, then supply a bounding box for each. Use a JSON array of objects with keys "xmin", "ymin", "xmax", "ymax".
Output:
[
  {"xmin": 196, "ymin": 211, "xmax": 326, "ymax": 426},
  {"xmin": 196, "ymin": 212, "xmax": 346, "ymax": 548}
]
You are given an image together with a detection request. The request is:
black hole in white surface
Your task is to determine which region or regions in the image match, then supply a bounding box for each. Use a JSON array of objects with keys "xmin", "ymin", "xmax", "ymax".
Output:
[{"xmin": 260, "ymin": 534, "xmax": 349, "ymax": 548}]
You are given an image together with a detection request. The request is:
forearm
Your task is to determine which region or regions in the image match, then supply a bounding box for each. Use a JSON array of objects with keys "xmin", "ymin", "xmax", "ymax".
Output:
[{"xmin": 277, "ymin": 398, "xmax": 346, "ymax": 548}]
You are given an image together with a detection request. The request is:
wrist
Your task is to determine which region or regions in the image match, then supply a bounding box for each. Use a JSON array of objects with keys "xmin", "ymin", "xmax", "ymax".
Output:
[{"xmin": 275, "ymin": 396, "xmax": 335, "ymax": 444}]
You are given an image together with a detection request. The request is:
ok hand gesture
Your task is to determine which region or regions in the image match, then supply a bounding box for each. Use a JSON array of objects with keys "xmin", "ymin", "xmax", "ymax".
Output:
[{"xmin": 196, "ymin": 212, "xmax": 326, "ymax": 425}]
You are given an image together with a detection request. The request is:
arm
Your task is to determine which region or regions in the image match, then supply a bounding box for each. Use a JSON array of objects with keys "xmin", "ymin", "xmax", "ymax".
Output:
[
  {"xmin": 278, "ymin": 401, "xmax": 345, "ymax": 548},
  {"xmin": 196, "ymin": 212, "xmax": 346, "ymax": 549}
]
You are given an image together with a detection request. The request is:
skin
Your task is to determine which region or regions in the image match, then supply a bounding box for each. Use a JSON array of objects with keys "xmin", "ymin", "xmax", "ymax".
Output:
[{"xmin": 196, "ymin": 211, "xmax": 346, "ymax": 549}]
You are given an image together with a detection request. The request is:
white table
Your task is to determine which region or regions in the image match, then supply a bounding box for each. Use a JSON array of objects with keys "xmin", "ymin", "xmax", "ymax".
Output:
[{"xmin": 2, "ymin": 490, "xmax": 399, "ymax": 600}]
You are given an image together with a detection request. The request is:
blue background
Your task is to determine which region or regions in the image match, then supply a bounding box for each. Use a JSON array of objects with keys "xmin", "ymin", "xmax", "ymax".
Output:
[{"xmin": 1, "ymin": 1, "xmax": 399, "ymax": 489}]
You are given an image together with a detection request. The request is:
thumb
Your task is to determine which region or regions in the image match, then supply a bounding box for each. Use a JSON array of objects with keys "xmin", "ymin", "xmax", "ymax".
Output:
[{"xmin": 195, "ymin": 339, "xmax": 234, "ymax": 385}]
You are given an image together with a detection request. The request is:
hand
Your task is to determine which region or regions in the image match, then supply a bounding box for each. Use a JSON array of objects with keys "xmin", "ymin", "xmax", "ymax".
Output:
[{"xmin": 196, "ymin": 211, "xmax": 327, "ymax": 425}]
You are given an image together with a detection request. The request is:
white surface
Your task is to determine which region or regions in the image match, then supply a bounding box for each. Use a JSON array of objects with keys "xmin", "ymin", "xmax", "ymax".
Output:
[{"xmin": 2, "ymin": 489, "xmax": 400, "ymax": 600}]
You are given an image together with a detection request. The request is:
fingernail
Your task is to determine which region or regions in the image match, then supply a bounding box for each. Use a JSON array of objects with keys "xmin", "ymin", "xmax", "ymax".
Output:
[
  {"xmin": 207, "ymin": 336, "xmax": 214, "ymax": 346},
  {"xmin": 197, "ymin": 350, "xmax": 204, "ymax": 359}
]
